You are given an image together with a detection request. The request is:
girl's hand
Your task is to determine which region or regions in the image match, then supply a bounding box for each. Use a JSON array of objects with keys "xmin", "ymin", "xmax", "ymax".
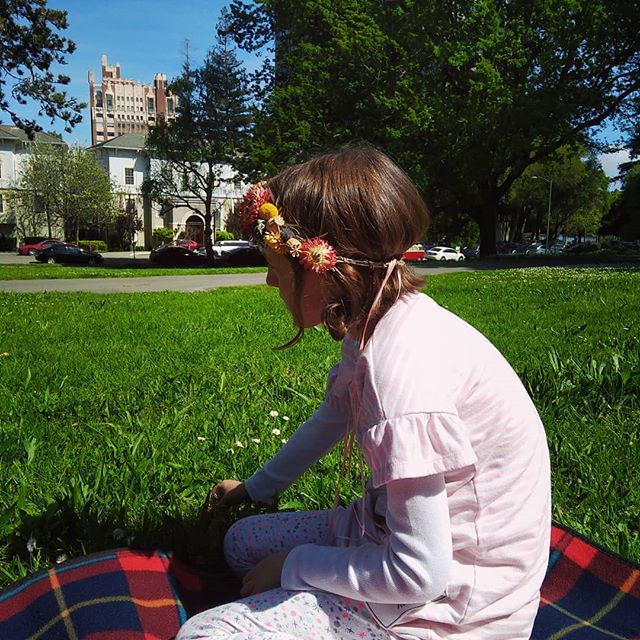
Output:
[
  {"xmin": 240, "ymin": 550, "xmax": 290, "ymax": 597},
  {"xmin": 208, "ymin": 479, "xmax": 249, "ymax": 511}
]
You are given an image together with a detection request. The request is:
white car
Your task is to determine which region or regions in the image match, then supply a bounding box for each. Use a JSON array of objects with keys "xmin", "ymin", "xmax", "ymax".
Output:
[
  {"xmin": 198, "ymin": 240, "xmax": 254, "ymax": 258},
  {"xmin": 424, "ymin": 246, "xmax": 465, "ymax": 261}
]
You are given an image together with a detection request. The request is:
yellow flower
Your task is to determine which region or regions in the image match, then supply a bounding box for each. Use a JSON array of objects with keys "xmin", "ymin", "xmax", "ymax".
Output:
[
  {"xmin": 264, "ymin": 232, "xmax": 289, "ymax": 254},
  {"xmin": 259, "ymin": 203, "xmax": 279, "ymax": 220}
]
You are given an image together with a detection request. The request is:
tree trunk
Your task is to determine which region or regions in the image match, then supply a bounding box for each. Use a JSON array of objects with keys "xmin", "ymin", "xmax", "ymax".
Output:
[{"xmin": 471, "ymin": 205, "xmax": 498, "ymax": 257}]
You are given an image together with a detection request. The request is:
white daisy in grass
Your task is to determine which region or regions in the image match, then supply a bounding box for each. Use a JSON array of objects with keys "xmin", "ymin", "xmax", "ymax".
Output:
[
  {"xmin": 251, "ymin": 438, "xmax": 261, "ymax": 443},
  {"xmin": 26, "ymin": 537, "xmax": 37, "ymax": 553},
  {"xmin": 235, "ymin": 440, "xmax": 245, "ymax": 448},
  {"xmin": 282, "ymin": 416, "xmax": 290, "ymax": 422},
  {"xmin": 271, "ymin": 428, "xmax": 281, "ymax": 436},
  {"xmin": 269, "ymin": 410, "xmax": 279, "ymax": 417}
]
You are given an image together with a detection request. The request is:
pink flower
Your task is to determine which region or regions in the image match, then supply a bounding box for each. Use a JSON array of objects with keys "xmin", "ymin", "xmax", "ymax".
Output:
[{"xmin": 299, "ymin": 238, "xmax": 337, "ymax": 273}]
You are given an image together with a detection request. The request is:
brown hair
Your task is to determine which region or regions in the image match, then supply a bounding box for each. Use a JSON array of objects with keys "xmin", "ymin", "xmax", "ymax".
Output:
[{"xmin": 268, "ymin": 146, "xmax": 430, "ymax": 345}]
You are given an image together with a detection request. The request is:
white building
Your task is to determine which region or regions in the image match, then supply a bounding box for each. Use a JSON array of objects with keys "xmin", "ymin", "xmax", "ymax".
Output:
[
  {"xmin": 88, "ymin": 55, "xmax": 176, "ymax": 146},
  {"xmin": 90, "ymin": 133, "xmax": 247, "ymax": 248},
  {"xmin": 0, "ymin": 126, "xmax": 66, "ymax": 248}
]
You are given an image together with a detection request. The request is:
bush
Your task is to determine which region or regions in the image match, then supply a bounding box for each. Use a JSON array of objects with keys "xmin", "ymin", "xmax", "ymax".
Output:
[
  {"xmin": 78, "ymin": 240, "xmax": 108, "ymax": 253},
  {"xmin": 216, "ymin": 230, "xmax": 235, "ymax": 241},
  {"xmin": 152, "ymin": 227, "xmax": 174, "ymax": 246}
]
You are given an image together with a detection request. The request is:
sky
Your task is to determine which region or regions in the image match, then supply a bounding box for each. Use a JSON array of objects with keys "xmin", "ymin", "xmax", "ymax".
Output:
[
  {"xmin": 5, "ymin": 0, "xmax": 260, "ymax": 146},
  {"xmin": 4, "ymin": 0, "xmax": 631, "ymax": 183}
]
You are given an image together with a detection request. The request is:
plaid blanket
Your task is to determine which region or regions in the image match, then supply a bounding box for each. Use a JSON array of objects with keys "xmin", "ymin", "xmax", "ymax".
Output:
[
  {"xmin": 0, "ymin": 524, "xmax": 638, "ymax": 639},
  {"xmin": 0, "ymin": 548, "xmax": 239, "ymax": 640},
  {"xmin": 532, "ymin": 524, "xmax": 640, "ymax": 639}
]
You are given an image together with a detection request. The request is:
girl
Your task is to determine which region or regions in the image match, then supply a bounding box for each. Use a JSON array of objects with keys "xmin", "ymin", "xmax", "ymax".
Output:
[{"xmin": 177, "ymin": 147, "xmax": 551, "ymax": 640}]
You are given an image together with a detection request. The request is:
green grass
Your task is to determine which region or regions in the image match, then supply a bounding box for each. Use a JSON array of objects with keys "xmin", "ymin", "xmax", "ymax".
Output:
[
  {"xmin": 0, "ymin": 264, "xmax": 267, "ymax": 280},
  {"xmin": 0, "ymin": 266, "xmax": 638, "ymax": 586}
]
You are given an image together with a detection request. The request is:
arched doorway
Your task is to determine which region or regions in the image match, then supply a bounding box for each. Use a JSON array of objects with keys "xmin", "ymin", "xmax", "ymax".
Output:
[{"xmin": 184, "ymin": 214, "xmax": 204, "ymax": 245}]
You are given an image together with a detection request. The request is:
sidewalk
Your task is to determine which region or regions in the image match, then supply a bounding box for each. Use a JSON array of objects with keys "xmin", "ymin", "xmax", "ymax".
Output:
[{"xmin": 0, "ymin": 272, "xmax": 267, "ymax": 293}]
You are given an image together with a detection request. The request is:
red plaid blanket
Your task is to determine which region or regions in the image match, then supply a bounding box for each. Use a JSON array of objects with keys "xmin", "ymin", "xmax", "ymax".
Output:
[
  {"xmin": 0, "ymin": 524, "xmax": 638, "ymax": 639},
  {"xmin": 531, "ymin": 524, "xmax": 640, "ymax": 639}
]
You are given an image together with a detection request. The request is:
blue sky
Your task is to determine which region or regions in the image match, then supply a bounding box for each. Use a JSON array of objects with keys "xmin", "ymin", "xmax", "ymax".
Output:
[
  {"xmin": 4, "ymin": 1, "xmax": 630, "ymax": 181},
  {"xmin": 6, "ymin": 0, "xmax": 261, "ymax": 146}
]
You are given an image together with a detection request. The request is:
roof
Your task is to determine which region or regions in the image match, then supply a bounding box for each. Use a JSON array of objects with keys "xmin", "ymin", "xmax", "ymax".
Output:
[
  {"xmin": 0, "ymin": 125, "xmax": 66, "ymax": 145},
  {"xmin": 89, "ymin": 133, "xmax": 146, "ymax": 152}
]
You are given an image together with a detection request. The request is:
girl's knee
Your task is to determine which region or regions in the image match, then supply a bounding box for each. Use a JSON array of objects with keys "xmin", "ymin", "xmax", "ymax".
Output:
[{"xmin": 223, "ymin": 516, "xmax": 260, "ymax": 576}]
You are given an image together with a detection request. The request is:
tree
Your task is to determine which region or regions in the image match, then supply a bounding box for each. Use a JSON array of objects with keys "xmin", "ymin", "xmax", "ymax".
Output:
[
  {"xmin": 506, "ymin": 146, "xmax": 610, "ymax": 242},
  {"xmin": 228, "ymin": 0, "xmax": 640, "ymax": 255},
  {"xmin": 0, "ymin": 0, "xmax": 84, "ymax": 135},
  {"xmin": 113, "ymin": 196, "xmax": 144, "ymax": 250},
  {"xmin": 601, "ymin": 165, "xmax": 640, "ymax": 239},
  {"xmin": 11, "ymin": 142, "xmax": 117, "ymax": 241},
  {"xmin": 144, "ymin": 15, "xmax": 251, "ymax": 259}
]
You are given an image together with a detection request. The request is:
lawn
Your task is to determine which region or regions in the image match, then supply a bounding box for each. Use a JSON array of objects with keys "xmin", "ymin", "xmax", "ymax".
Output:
[
  {"xmin": 0, "ymin": 266, "xmax": 638, "ymax": 587},
  {"xmin": 0, "ymin": 264, "xmax": 267, "ymax": 280}
]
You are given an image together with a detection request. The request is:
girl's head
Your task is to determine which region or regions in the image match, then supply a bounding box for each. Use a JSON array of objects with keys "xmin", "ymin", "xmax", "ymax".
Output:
[{"xmin": 241, "ymin": 146, "xmax": 430, "ymax": 344}]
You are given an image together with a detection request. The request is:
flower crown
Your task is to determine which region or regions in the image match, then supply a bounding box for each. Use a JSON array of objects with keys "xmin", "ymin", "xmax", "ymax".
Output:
[{"xmin": 238, "ymin": 181, "xmax": 403, "ymax": 274}]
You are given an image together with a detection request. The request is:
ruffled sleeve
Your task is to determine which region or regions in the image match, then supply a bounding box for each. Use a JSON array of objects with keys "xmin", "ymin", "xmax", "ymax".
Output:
[{"xmin": 360, "ymin": 412, "xmax": 477, "ymax": 488}]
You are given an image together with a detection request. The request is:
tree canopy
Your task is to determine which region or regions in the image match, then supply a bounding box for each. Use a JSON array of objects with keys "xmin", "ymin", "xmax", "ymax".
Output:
[
  {"xmin": 228, "ymin": 0, "xmax": 640, "ymax": 253},
  {"xmin": 10, "ymin": 142, "xmax": 117, "ymax": 241},
  {"xmin": 0, "ymin": 0, "xmax": 84, "ymax": 135}
]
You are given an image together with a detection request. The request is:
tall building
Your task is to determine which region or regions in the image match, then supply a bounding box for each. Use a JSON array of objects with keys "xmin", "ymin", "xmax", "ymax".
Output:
[{"xmin": 88, "ymin": 55, "xmax": 176, "ymax": 146}]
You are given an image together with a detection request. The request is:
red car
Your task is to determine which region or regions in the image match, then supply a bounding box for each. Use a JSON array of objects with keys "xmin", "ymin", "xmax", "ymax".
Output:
[
  {"xmin": 175, "ymin": 239, "xmax": 202, "ymax": 251},
  {"xmin": 403, "ymin": 244, "xmax": 426, "ymax": 261},
  {"xmin": 18, "ymin": 238, "xmax": 64, "ymax": 256}
]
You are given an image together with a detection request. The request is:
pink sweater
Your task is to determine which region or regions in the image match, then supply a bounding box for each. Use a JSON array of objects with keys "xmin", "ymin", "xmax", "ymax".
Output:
[{"xmin": 246, "ymin": 292, "xmax": 551, "ymax": 638}]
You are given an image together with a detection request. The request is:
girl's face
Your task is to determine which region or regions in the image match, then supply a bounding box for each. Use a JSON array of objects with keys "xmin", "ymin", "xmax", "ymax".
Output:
[{"xmin": 264, "ymin": 247, "xmax": 326, "ymax": 328}]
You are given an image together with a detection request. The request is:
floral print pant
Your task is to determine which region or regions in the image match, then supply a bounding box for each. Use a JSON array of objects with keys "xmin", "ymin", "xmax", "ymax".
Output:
[{"xmin": 176, "ymin": 510, "xmax": 390, "ymax": 640}]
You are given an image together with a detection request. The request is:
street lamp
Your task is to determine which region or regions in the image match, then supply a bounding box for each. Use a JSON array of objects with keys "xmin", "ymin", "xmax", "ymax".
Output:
[{"xmin": 531, "ymin": 176, "xmax": 553, "ymax": 254}]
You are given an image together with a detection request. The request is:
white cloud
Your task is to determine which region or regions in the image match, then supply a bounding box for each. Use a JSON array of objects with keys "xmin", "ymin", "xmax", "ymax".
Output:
[{"xmin": 597, "ymin": 149, "xmax": 631, "ymax": 184}]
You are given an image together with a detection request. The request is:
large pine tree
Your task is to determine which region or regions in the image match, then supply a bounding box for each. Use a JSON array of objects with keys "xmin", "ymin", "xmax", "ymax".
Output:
[{"xmin": 144, "ymin": 12, "xmax": 251, "ymax": 258}]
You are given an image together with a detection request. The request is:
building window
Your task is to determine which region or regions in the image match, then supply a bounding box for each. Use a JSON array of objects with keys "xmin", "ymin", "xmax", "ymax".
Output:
[
  {"xmin": 147, "ymin": 97, "xmax": 155, "ymax": 114},
  {"xmin": 167, "ymin": 97, "xmax": 174, "ymax": 115},
  {"xmin": 125, "ymin": 168, "xmax": 134, "ymax": 185},
  {"xmin": 95, "ymin": 89, "xmax": 103, "ymax": 108},
  {"xmin": 106, "ymin": 94, "xmax": 113, "ymax": 110}
]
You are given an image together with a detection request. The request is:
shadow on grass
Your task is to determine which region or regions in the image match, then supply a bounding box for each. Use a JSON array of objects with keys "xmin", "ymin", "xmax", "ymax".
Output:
[{"xmin": 7, "ymin": 496, "xmax": 275, "ymax": 580}]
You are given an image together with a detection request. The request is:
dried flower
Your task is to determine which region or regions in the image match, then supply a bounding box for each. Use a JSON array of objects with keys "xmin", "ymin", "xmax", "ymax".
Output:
[
  {"xmin": 286, "ymin": 238, "xmax": 302, "ymax": 257},
  {"xmin": 259, "ymin": 203, "xmax": 279, "ymax": 220},
  {"xmin": 299, "ymin": 238, "xmax": 338, "ymax": 273}
]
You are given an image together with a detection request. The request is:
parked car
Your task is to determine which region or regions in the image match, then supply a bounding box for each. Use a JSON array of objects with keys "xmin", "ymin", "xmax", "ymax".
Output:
[
  {"xmin": 18, "ymin": 238, "xmax": 64, "ymax": 256},
  {"xmin": 200, "ymin": 240, "xmax": 266, "ymax": 267},
  {"xmin": 175, "ymin": 239, "xmax": 202, "ymax": 251},
  {"xmin": 461, "ymin": 245, "xmax": 479, "ymax": 259},
  {"xmin": 403, "ymin": 244, "xmax": 426, "ymax": 261},
  {"xmin": 424, "ymin": 246, "xmax": 465, "ymax": 261},
  {"xmin": 35, "ymin": 244, "xmax": 103, "ymax": 266},
  {"xmin": 210, "ymin": 240, "xmax": 254, "ymax": 257},
  {"xmin": 149, "ymin": 245, "xmax": 211, "ymax": 267},
  {"xmin": 216, "ymin": 244, "xmax": 266, "ymax": 267}
]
